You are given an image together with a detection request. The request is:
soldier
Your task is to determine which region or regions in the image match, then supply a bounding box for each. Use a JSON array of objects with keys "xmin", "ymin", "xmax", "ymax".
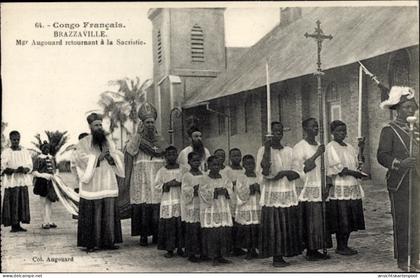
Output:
[{"xmin": 377, "ymin": 86, "xmax": 419, "ymax": 271}]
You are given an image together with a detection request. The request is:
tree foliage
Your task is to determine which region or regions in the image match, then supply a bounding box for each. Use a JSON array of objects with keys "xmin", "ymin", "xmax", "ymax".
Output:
[{"xmin": 31, "ymin": 130, "xmax": 69, "ymax": 157}]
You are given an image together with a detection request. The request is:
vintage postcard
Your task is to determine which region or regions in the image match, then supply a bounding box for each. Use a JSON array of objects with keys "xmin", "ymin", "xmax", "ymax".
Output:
[{"xmin": 1, "ymin": 1, "xmax": 419, "ymax": 274}]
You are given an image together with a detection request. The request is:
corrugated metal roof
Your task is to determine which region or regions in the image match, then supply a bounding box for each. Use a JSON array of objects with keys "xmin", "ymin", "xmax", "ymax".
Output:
[
  {"xmin": 226, "ymin": 47, "xmax": 249, "ymax": 70},
  {"xmin": 183, "ymin": 6, "xmax": 419, "ymax": 107}
]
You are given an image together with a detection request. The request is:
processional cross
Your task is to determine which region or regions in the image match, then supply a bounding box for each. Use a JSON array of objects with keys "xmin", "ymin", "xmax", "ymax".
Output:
[
  {"xmin": 304, "ymin": 20, "xmax": 333, "ymax": 72},
  {"xmin": 304, "ymin": 20, "xmax": 333, "ymax": 256}
]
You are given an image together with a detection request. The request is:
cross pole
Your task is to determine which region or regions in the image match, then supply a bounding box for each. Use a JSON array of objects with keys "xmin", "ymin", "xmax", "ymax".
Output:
[{"xmin": 304, "ymin": 20, "xmax": 333, "ymax": 256}]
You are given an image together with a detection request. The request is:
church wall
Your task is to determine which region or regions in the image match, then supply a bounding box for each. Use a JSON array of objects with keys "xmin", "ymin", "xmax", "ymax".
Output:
[
  {"xmin": 228, "ymin": 92, "xmax": 264, "ymax": 159},
  {"xmin": 149, "ymin": 9, "xmax": 418, "ymax": 186},
  {"xmin": 363, "ymin": 53, "xmax": 391, "ymax": 184},
  {"xmin": 169, "ymin": 9, "xmax": 226, "ymax": 73},
  {"xmin": 200, "ymin": 91, "xmax": 264, "ymax": 160},
  {"xmin": 191, "ymin": 46, "xmax": 418, "ymax": 185},
  {"xmin": 280, "ymin": 80, "xmax": 301, "ymax": 146},
  {"xmin": 301, "ymin": 60, "xmax": 388, "ymax": 185},
  {"xmin": 168, "ymin": 9, "xmax": 226, "ymax": 100},
  {"xmin": 182, "ymin": 76, "xmax": 217, "ymax": 100},
  {"xmin": 298, "ymin": 46, "xmax": 419, "ymax": 185},
  {"xmin": 157, "ymin": 78, "xmax": 171, "ymax": 144},
  {"xmin": 151, "ymin": 9, "xmax": 171, "ymax": 83}
]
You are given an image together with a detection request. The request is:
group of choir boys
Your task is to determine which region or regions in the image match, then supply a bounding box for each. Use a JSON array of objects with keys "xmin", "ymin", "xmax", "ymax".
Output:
[{"xmin": 152, "ymin": 117, "xmax": 366, "ymax": 267}]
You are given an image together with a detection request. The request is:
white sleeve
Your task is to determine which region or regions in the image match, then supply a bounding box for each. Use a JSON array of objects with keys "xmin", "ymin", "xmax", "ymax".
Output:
[
  {"xmin": 1, "ymin": 149, "xmax": 11, "ymax": 171},
  {"xmin": 79, "ymin": 154, "xmax": 98, "ymax": 184},
  {"xmin": 292, "ymin": 144, "xmax": 306, "ymax": 180},
  {"xmin": 326, "ymin": 143, "xmax": 343, "ymax": 176},
  {"xmin": 177, "ymin": 149, "xmax": 189, "ymax": 173},
  {"xmin": 154, "ymin": 168, "xmax": 165, "ymax": 191},
  {"xmin": 24, "ymin": 150, "xmax": 33, "ymax": 171},
  {"xmin": 255, "ymin": 147, "xmax": 265, "ymax": 176}
]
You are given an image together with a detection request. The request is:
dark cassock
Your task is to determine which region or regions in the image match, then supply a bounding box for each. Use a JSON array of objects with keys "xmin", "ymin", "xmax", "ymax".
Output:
[
  {"xmin": 74, "ymin": 113, "xmax": 124, "ymax": 251},
  {"xmin": 199, "ymin": 156, "xmax": 234, "ymax": 265},
  {"xmin": 125, "ymin": 102, "xmax": 167, "ymax": 246},
  {"xmin": 1, "ymin": 131, "xmax": 32, "ymax": 232},
  {"xmin": 257, "ymin": 122, "xmax": 304, "ymax": 267},
  {"xmin": 181, "ymin": 160, "xmax": 204, "ymax": 262},
  {"xmin": 325, "ymin": 120, "xmax": 366, "ymax": 256},
  {"xmin": 377, "ymin": 86, "xmax": 419, "ymax": 272},
  {"xmin": 292, "ymin": 118, "xmax": 333, "ymax": 261},
  {"xmin": 155, "ymin": 146, "xmax": 184, "ymax": 257},
  {"xmin": 177, "ymin": 126, "xmax": 211, "ymax": 174}
]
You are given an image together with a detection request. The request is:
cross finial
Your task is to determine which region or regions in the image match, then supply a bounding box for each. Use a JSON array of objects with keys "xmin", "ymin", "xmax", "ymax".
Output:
[{"xmin": 304, "ymin": 20, "xmax": 333, "ymax": 71}]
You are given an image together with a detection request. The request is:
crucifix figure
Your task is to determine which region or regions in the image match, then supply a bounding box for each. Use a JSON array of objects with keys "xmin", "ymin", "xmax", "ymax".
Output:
[
  {"xmin": 304, "ymin": 20, "xmax": 333, "ymax": 256},
  {"xmin": 304, "ymin": 20, "xmax": 333, "ymax": 72}
]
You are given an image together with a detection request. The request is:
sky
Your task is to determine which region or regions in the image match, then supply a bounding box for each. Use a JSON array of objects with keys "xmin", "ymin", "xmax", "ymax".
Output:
[{"xmin": 1, "ymin": 3, "xmax": 279, "ymax": 155}]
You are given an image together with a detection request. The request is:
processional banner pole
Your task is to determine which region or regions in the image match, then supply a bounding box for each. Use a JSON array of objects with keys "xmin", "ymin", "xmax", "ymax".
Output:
[
  {"xmin": 407, "ymin": 116, "xmax": 417, "ymax": 272},
  {"xmin": 261, "ymin": 60, "xmax": 272, "ymax": 177},
  {"xmin": 304, "ymin": 20, "xmax": 333, "ymax": 256}
]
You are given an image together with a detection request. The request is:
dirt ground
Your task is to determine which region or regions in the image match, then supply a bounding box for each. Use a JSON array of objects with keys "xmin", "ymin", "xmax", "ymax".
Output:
[{"xmin": 0, "ymin": 173, "xmax": 407, "ymax": 273}]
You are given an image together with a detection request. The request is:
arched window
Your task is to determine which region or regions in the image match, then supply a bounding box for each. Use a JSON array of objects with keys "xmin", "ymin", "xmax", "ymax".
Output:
[
  {"xmin": 325, "ymin": 81, "xmax": 341, "ymax": 139},
  {"xmin": 326, "ymin": 81, "xmax": 341, "ymax": 121},
  {"xmin": 191, "ymin": 24, "xmax": 204, "ymax": 62},
  {"xmin": 157, "ymin": 30, "xmax": 162, "ymax": 64}
]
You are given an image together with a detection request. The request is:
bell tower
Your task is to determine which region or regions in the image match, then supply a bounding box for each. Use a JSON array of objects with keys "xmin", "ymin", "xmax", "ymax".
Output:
[{"xmin": 148, "ymin": 8, "xmax": 227, "ymax": 147}]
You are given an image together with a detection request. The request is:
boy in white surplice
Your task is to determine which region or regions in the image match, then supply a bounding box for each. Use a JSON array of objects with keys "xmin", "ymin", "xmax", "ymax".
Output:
[
  {"xmin": 292, "ymin": 118, "xmax": 332, "ymax": 261},
  {"xmin": 1, "ymin": 131, "xmax": 32, "ymax": 232},
  {"xmin": 155, "ymin": 146, "xmax": 184, "ymax": 258},
  {"xmin": 235, "ymin": 154, "xmax": 260, "ymax": 260},
  {"xmin": 258, "ymin": 122, "xmax": 303, "ymax": 267},
  {"xmin": 181, "ymin": 151, "xmax": 204, "ymax": 262},
  {"xmin": 199, "ymin": 156, "xmax": 234, "ymax": 266},
  {"xmin": 326, "ymin": 120, "xmax": 366, "ymax": 256}
]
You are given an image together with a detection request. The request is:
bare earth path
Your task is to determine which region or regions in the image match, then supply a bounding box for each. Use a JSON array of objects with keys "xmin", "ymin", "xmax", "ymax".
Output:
[{"xmin": 1, "ymin": 173, "xmax": 402, "ymax": 272}]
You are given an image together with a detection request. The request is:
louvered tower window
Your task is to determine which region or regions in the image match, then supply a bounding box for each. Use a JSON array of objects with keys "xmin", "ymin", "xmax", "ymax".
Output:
[
  {"xmin": 191, "ymin": 24, "xmax": 204, "ymax": 62},
  {"xmin": 157, "ymin": 30, "xmax": 162, "ymax": 64}
]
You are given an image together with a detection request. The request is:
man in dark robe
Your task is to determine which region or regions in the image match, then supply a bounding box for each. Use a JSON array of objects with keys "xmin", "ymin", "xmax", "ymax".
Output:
[
  {"xmin": 177, "ymin": 126, "xmax": 211, "ymax": 173},
  {"xmin": 74, "ymin": 113, "xmax": 124, "ymax": 252},
  {"xmin": 1, "ymin": 131, "xmax": 32, "ymax": 232},
  {"xmin": 377, "ymin": 86, "xmax": 419, "ymax": 272}
]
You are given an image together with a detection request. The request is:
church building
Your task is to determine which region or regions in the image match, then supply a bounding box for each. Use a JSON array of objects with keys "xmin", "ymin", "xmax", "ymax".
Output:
[{"xmin": 147, "ymin": 7, "xmax": 419, "ymax": 185}]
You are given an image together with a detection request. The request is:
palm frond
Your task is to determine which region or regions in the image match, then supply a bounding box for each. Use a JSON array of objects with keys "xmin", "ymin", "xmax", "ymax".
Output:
[
  {"xmin": 58, "ymin": 144, "xmax": 76, "ymax": 155},
  {"xmin": 102, "ymin": 77, "xmax": 153, "ymax": 143},
  {"xmin": 102, "ymin": 91, "xmax": 124, "ymax": 100},
  {"xmin": 27, "ymin": 148, "xmax": 41, "ymax": 155},
  {"xmin": 39, "ymin": 130, "xmax": 69, "ymax": 157},
  {"xmin": 31, "ymin": 134, "xmax": 43, "ymax": 149}
]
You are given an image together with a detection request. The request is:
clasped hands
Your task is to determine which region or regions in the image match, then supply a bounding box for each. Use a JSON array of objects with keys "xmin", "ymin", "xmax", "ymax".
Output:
[
  {"xmin": 163, "ymin": 179, "xmax": 181, "ymax": 192},
  {"xmin": 98, "ymin": 150, "xmax": 115, "ymax": 165},
  {"xmin": 271, "ymin": 170, "xmax": 298, "ymax": 181},
  {"xmin": 193, "ymin": 185, "xmax": 199, "ymax": 197},
  {"xmin": 2, "ymin": 167, "xmax": 31, "ymax": 175},
  {"xmin": 213, "ymin": 187, "xmax": 230, "ymax": 199},
  {"xmin": 249, "ymin": 183, "xmax": 260, "ymax": 195},
  {"xmin": 303, "ymin": 144, "xmax": 325, "ymax": 173},
  {"xmin": 339, "ymin": 167, "xmax": 366, "ymax": 179}
]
